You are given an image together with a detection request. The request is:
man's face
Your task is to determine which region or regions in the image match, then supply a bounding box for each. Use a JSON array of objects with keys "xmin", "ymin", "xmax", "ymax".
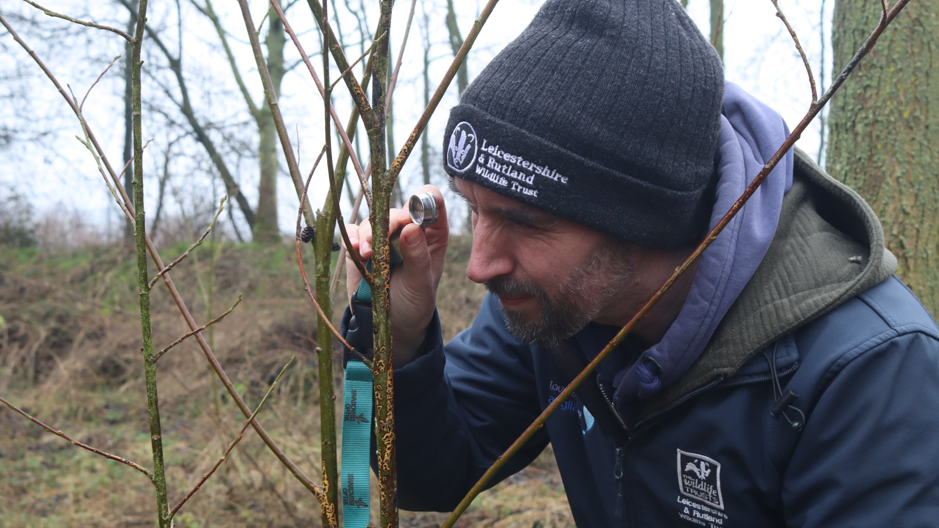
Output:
[{"xmin": 452, "ymin": 178, "xmax": 643, "ymax": 347}]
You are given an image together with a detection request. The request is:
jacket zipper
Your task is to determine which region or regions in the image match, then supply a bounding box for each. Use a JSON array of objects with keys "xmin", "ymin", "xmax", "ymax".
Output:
[
  {"xmin": 613, "ymin": 445, "xmax": 625, "ymax": 524},
  {"xmin": 597, "ymin": 381, "xmax": 629, "ymax": 526},
  {"xmin": 598, "ymin": 381, "xmax": 631, "ymax": 435}
]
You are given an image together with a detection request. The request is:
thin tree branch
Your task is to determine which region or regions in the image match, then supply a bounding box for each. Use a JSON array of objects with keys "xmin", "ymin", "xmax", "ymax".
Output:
[
  {"xmin": 771, "ymin": 0, "xmax": 817, "ymax": 103},
  {"xmin": 388, "ymin": 0, "xmax": 501, "ymax": 188},
  {"xmin": 327, "ymin": 32, "xmax": 384, "ymax": 91},
  {"xmin": 1, "ymin": 14, "xmax": 328, "ymax": 505},
  {"xmin": 295, "ymin": 149, "xmax": 361, "ymax": 356},
  {"xmin": 440, "ymin": 1, "xmax": 913, "ymax": 525},
  {"xmin": 270, "ymin": 0, "xmax": 373, "ymax": 209},
  {"xmin": 22, "ymin": 0, "xmax": 134, "ymax": 42},
  {"xmin": 81, "ymin": 55, "xmax": 121, "ymax": 111},
  {"xmin": 196, "ymin": 0, "xmax": 260, "ymax": 118},
  {"xmin": 0, "ymin": 395, "xmax": 154, "ymax": 481},
  {"xmin": 149, "ymin": 294, "xmax": 243, "ymax": 364},
  {"xmin": 148, "ymin": 196, "xmax": 227, "ymax": 289},
  {"xmin": 386, "ymin": 0, "xmax": 418, "ymax": 112},
  {"xmin": 167, "ymin": 357, "xmax": 295, "ymax": 520},
  {"xmin": 305, "ymin": 0, "xmax": 379, "ymax": 132},
  {"xmin": 330, "ymin": 185, "xmax": 365, "ymax": 295},
  {"xmin": 128, "ymin": 0, "xmax": 173, "ymax": 522}
]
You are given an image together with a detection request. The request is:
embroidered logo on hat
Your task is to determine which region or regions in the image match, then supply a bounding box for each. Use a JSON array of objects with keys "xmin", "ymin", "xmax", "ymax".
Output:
[{"xmin": 446, "ymin": 121, "xmax": 477, "ymax": 173}]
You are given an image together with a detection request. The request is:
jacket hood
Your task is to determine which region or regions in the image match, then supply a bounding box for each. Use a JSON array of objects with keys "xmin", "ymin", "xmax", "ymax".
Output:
[
  {"xmin": 641, "ymin": 147, "xmax": 898, "ymax": 416},
  {"xmin": 614, "ymin": 82, "xmax": 794, "ymax": 417}
]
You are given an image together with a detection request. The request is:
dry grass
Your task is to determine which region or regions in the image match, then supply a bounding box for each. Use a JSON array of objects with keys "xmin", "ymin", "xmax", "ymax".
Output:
[{"xmin": 0, "ymin": 236, "xmax": 573, "ymax": 527}]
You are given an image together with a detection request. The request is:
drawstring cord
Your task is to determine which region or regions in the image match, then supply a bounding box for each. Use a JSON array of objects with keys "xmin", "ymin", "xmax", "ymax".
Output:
[{"xmin": 763, "ymin": 342, "xmax": 805, "ymax": 431}]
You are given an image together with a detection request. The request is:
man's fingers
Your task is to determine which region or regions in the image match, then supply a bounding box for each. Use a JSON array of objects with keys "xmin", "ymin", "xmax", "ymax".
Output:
[
  {"xmin": 345, "ymin": 223, "xmax": 363, "ymax": 300},
  {"xmin": 359, "ymin": 218, "xmax": 372, "ymax": 257},
  {"xmin": 394, "ymin": 223, "xmax": 434, "ymax": 305}
]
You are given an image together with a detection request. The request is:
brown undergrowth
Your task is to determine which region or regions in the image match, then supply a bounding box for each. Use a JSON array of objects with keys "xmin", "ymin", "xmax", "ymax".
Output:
[{"xmin": 0, "ymin": 235, "xmax": 572, "ymax": 527}]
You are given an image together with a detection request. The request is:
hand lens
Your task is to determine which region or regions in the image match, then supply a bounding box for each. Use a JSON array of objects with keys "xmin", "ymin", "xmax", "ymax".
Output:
[{"xmin": 408, "ymin": 192, "xmax": 438, "ymax": 227}]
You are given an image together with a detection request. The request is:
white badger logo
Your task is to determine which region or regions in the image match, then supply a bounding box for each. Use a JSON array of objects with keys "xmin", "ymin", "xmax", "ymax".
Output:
[
  {"xmin": 684, "ymin": 460, "xmax": 711, "ymax": 480},
  {"xmin": 446, "ymin": 121, "xmax": 477, "ymax": 173}
]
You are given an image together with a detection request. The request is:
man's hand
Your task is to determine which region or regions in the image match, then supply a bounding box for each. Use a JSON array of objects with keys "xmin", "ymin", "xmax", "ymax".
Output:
[{"xmin": 345, "ymin": 185, "xmax": 449, "ymax": 367}]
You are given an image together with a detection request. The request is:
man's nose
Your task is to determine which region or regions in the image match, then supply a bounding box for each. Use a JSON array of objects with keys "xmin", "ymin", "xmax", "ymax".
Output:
[{"xmin": 466, "ymin": 217, "xmax": 514, "ymax": 284}]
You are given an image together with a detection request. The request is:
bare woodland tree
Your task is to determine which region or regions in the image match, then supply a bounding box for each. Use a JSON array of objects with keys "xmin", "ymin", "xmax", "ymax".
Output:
[
  {"xmin": 194, "ymin": 0, "xmax": 289, "ymax": 244},
  {"xmin": 709, "ymin": 0, "xmax": 723, "ymax": 60},
  {"xmin": 0, "ymin": 0, "xmax": 916, "ymax": 527}
]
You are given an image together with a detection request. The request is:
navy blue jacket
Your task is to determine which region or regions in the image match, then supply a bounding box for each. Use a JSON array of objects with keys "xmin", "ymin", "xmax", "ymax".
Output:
[{"xmin": 381, "ymin": 152, "xmax": 939, "ymax": 526}]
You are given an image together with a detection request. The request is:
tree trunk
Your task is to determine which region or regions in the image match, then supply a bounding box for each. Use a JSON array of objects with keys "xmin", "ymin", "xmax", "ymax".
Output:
[
  {"xmin": 122, "ymin": 0, "xmax": 138, "ymax": 247},
  {"xmin": 254, "ymin": 4, "xmax": 286, "ymax": 245},
  {"xmin": 709, "ymin": 0, "xmax": 723, "ymax": 61},
  {"xmin": 828, "ymin": 0, "xmax": 939, "ymax": 317},
  {"xmin": 445, "ymin": 0, "xmax": 468, "ymax": 96}
]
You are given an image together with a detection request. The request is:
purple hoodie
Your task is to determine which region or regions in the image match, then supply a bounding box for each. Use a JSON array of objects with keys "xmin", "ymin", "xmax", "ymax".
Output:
[{"xmin": 611, "ymin": 82, "xmax": 795, "ymax": 419}]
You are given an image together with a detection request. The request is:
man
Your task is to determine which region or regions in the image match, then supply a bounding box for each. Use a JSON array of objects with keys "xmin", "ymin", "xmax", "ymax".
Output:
[{"xmin": 344, "ymin": 0, "xmax": 939, "ymax": 525}]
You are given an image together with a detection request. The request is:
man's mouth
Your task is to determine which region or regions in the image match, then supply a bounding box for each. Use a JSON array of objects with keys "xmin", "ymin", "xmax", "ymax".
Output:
[{"xmin": 498, "ymin": 294, "xmax": 532, "ymax": 307}]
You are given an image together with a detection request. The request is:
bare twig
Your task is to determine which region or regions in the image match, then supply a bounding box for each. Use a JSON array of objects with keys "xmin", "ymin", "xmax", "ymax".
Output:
[
  {"xmin": 22, "ymin": 0, "xmax": 134, "ymax": 42},
  {"xmin": 81, "ymin": 55, "xmax": 121, "ymax": 110},
  {"xmin": 167, "ymin": 357, "xmax": 295, "ymax": 520},
  {"xmin": 440, "ymin": 2, "xmax": 912, "ymax": 525},
  {"xmin": 328, "ymin": 31, "xmax": 386, "ymax": 91},
  {"xmin": 270, "ymin": 0, "xmax": 373, "ymax": 209},
  {"xmin": 1, "ymin": 13, "xmax": 329, "ymax": 505},
  {"xmin": 771, "ymin": 0, "xmax": 817, "ymax": 103},
  {"xmin": 148, "ymin": 196, "xmax": 227, "ymax": 289},
  {"xmin": 0, "ymin": 395, "xmax": 154, "ymax": 481},
  {"xmin": 305, "ymin": 0, "xmax": 380, "ymax": 134},
  {"xmin": 386, "ymin": 0, "xmax": 419, "ymax": 112},
  {"xmin": 149, "ymin": 294, "xmax": 243, "ymax": 364},
  {"xmin": 295, "ymin": 150, "xmax": 360, "ymax": 356},
  {"xmin": 388, "ymin": 0, "xmax": 501, "ymax": 188},
  {"xmin": 116, "ymin": 138, "xmax": 154, "ymax": 184}
]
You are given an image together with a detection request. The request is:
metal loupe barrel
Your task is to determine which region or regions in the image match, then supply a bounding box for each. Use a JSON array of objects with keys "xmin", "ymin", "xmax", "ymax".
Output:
[{"xmin": 409, "ymin": 192, "xmax": 438, "ymax": 226}]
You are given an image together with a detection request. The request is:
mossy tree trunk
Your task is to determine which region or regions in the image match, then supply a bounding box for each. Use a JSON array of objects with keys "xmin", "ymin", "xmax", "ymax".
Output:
[
  {"xmin": 828, "ymin": 0, "xmax": 938, "ymax": 317},
  {"xmin": 254, "ymin": 4, "xmax": 286, "ymax": 244}
]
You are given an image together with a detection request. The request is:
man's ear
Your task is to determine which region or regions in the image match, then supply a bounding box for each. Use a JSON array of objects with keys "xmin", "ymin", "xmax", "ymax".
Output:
[{"xmin": 447, "ymin": 175, "xmax": 461, "ymax": 197}]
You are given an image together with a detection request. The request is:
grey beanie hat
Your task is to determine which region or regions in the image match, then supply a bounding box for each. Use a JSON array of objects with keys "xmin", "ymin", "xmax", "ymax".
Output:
[{"xmin": 443, "ymin": 0, "xmax": 724, "ymax": 248}]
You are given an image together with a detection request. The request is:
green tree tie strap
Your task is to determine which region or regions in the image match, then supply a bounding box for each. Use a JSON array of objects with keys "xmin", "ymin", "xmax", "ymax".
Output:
[
  {"xmin": 341, "ymin": 358, "xmax": 373, "ymax": 527},
  {"xmin": 341, "ymin": 245, "xmax": 403, "ymax": 526}
]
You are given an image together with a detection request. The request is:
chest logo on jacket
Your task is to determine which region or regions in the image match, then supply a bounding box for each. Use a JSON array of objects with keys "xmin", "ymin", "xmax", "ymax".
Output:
[
  {"xmin": 546, "ymin": 380, "xmax": 594, "ymax": 433},
  {"xmin": 677, "ymin": 449, "xmax": 724, "ymax": 510}
]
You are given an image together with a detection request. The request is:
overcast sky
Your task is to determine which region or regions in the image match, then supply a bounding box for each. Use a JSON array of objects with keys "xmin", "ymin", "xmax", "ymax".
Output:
[{"xmin": 0, "ymin": 0, "xmax": 835, "ymax": 238}]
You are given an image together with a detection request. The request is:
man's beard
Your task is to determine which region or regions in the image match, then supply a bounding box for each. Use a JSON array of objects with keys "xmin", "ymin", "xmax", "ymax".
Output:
[{"xmin": 485, "ymin": 243, "xmax": 635, "ymax": 348}]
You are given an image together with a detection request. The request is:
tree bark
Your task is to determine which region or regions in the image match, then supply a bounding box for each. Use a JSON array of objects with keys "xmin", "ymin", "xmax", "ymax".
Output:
[
  {"xmin": 828, "ymin": 0, "xmax": 938, "ymax": 316},
  {"xmin": 254, "ymin": 4, "xmax": 286, "ymax": 244}
]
